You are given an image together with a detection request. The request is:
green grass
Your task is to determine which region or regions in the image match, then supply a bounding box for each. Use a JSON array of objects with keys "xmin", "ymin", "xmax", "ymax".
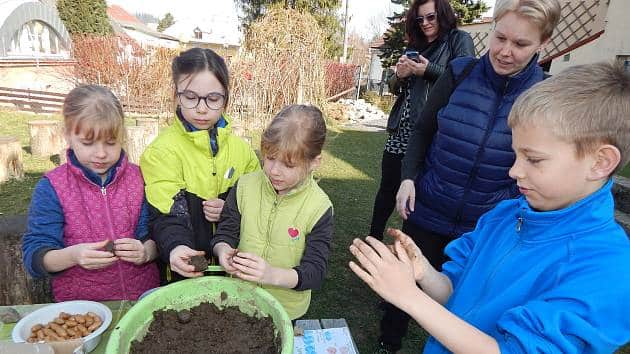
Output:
[{"xmin": 1, "ymin": 110, "xmax": 629, "ymax": 353}]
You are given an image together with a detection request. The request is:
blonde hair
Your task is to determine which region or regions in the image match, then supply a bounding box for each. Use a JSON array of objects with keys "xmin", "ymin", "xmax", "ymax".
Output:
[
  {"xmin": 493, "ymin": 0, "xmax": 561, "ymax": 41},
  {"xmin": 261, "ymin": 104, "xmax": 326, "ymax": 172},
  {"xmin": 62, "ymin": 85, "xmax": 126, "ymax": 143},
  {"xmin": 508, "ymin": 62, "xmax": 630, "ymax": 174}
]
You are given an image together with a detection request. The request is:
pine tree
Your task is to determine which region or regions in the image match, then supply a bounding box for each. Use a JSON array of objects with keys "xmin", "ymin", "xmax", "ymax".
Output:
[
  {"xmin": 157, "ymin": 13, "xmax": 175, "ymax": 32},
  {"xmin": 236, "ymin": 0, "xmax": 343, "ymax": 59},
  {"xmin": 379, "ymin": 0, "xmax": 487, "ymax": 67},
  {"xmin": 56, "ymin": 0, "xmax": 112, "ymax": 35}
]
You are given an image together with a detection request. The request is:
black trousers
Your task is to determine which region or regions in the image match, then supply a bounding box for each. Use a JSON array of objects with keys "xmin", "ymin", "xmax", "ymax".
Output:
[
  {"xmin": 369, "ymin": 151, "xmax": 404, "ymax": 240},
  {"xmin": 378, "ymin": 220, "xmax": 454, "ymax": 350}
]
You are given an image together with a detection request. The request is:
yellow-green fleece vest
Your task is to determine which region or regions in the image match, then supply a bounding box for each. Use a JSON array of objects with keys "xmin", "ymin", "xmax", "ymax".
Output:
[{"xmin": 237, "ymin": 170, "xmax": 332, "ymax": 319}]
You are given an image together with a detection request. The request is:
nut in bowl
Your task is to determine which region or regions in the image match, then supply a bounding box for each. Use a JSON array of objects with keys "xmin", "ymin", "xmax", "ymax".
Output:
[{"xmin": 12, "ymin": 301, "xmax": 112, "ymax": 353}]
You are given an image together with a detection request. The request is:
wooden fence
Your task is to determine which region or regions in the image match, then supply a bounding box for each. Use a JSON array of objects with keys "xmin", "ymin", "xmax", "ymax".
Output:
[{"xmin": 0, "ymin": 86, "xmax": 161, "ymax": 115}]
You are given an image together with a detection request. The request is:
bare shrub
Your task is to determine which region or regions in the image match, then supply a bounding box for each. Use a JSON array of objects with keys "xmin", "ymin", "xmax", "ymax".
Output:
[
  {"xmin": 228, "ymin": 9, "xmax": 327, "ymax": 132},
  {"xmin": 324, "ymin": 62, "xmax": 356, "ymax": 97},
  {"xmin": 61, "ymin": 34, "xmax": 177, "ymax": 117}
]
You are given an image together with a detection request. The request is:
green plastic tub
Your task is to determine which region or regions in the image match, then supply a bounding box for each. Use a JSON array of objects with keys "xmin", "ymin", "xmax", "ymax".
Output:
[{"xmin": 105, "ymin": 275, "xmax": 293, "ymax": 353}]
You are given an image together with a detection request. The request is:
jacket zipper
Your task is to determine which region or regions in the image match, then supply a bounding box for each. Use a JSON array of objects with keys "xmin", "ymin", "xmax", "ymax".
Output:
[
  {"xmin": 101, "ymin": 185, "xmax": 129, "ymax": 299},
  {"xmin": 452, "ymin": 79, "xmax": 511, "ymax": 234},
  {"xmin": 463, "ymin": 214, "xmax": 523, "ymax": 319},
  {"xmin": 262, "ymin": 198, "xmax": 280, "ymax": 276}
]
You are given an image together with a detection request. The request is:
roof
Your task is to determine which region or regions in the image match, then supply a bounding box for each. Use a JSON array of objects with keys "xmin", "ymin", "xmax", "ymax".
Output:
[
  {"xmin": 369, "ymin": 36, "xmax": 384, "ymax": 49},
  {"xmin": 163, "ymin": 15, "xmax": 241, "ymax": 47},
  {"xmin": 107, "ymin": 5, "xmax": 178, "ymax": 42}
]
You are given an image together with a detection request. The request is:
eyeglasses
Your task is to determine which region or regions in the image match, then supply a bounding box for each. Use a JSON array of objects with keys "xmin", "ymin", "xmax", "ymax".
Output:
[
  {"xmin": 177, "ymin": 90, "xmax": 226, "ymax": 110},
  {"xmin": 416, "ymin": 12, "xmax": 437, "ymax": 24}
]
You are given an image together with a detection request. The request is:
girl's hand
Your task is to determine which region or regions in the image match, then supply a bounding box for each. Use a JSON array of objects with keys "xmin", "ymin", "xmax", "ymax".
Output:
[
  {"xmin": 70, "ymin": 240, "xmax": 118, "ymax": 270},
  {"xmin": 203, "ymin": 198, "xmax": 225, "ymax": 222},
  {"xmin": 113, "ymin": 238, "xmax": 148, "ymax": 265},
  {"xmin": 349, "ymin": 236, "xmax": 419, "ymax": 307},
  {"xmin": 396, "ymin": 179, "xmax": 416, "ymax": 219},
  {"xmin": 213, "ymin": 242, "xmax": 239, "ymax": 274},
  {"xmin": 387, "ymin": 228, "xmax": 430, "ymax": 282},
  {"xmin": 169, "ymin": 245, "xmax": 205, "ymax": 278},
  {"xmin": 231, "ymin": 252, "xmax": 274, "ymax": 285}
]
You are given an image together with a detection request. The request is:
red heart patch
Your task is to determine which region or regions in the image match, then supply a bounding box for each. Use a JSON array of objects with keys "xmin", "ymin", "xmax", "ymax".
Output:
[{"xmin": 288, "ymin": 227, "xmax": 300, "ymax": 238}]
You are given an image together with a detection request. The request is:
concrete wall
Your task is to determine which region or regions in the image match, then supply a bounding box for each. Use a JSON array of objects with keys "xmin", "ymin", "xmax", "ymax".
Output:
[
  {"xmin": 0, "ymin": 65, "xmax": 74, "ymax": 92},
  {"xmin": 550, "ymin": 0, "xmax": 630, "ymax": 74}
]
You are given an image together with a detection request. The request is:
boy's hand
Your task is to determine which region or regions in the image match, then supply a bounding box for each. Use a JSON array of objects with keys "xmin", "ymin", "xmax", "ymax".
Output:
[
  {"xmin": 202, "ymin": 198, "xmax": 225, "ymax": 222},
  {"xmin": 213, "ymin": 242, "xmax": 239, "ymax": 274},
  {"xmin": 387, "ymin": 228, "xmax": 430, "ymax": 282},
  {"xmin": 70, "ymin": 240, "xmax": 118, "ymax": 270},
  {"xmin": 169, "ymin": 245, "xmax": 205, "ymax": 278},
  {"xmin": 113, "ymin": 238, "xmax": 148, "ymax": 265},
  {"xmin": 349, "ymin": 236, "xmax": 418, "ymax": 307},
  {"xmin": 231, "ymin": 252, "xmax": 274, "ymax": 285},
  {"xmin": 396, "ymin": 179, "xmax": 416, "ymax": 220}
]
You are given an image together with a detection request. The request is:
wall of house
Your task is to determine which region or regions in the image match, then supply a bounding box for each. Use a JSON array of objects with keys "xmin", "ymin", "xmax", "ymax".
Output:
[
  {"xmin": 550, "ymin": 0, "xmax": 630, "ymax": 74},
  {"xmin": 0, "ymin": 65, "xmax": 74, "ymax": 92}
]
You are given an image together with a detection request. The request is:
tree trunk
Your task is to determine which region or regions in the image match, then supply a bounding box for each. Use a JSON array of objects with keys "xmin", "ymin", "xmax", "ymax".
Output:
[
  {"xmin": 0, "ymin": 215, "xmax": 53, "ymax": 305},
  {"xmin": 124, "ymin": 126, "xmax": 146, "ymax": 164},
  {"xmin": 0, "ymin": 136, "xmax": 24, "ymax": 183},
  {"xmin": 135, "ymin": 117, "xmax": 159, "ymax": 146},
  {"xmin": 28, "ymin": 120, "xmax": 63, "ymax": 157}
]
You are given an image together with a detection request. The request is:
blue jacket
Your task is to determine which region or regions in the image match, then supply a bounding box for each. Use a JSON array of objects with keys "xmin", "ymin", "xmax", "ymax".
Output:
[
  {"xmin": 22, "ymin": 150, "xmax": 150, "ymax": 278},
  {"xmin": 409, "ymin": 53, "xmax": 544, "ymax": 237},
  {"xmin": 423, "ymin": 180, "xmax": 630, "ymax": 353}
]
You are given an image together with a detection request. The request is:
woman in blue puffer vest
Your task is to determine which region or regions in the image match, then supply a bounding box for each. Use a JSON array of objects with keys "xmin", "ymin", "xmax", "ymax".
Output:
[{"xmin": 379, "ymin": 0, "xmax": 562, "ymax": 351}]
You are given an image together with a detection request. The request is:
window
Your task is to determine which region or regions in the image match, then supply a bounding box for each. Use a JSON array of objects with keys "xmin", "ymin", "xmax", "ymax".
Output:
[
  {"xmin": 563, "ymin": 53, "xmax": 571, "ymax": 62},
  {"xmin": 9, "ymin": 20, "xmax": 68, "ymax": 56},
  {"xmin": 616, "ymin": 55, "xmax": 630, "ymax": 72}
]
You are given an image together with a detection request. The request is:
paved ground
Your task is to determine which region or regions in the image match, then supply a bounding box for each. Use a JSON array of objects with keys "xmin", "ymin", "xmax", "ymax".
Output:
[{"xmin": 340, "ymin": 116, "xmax": 388, "ymax": 132}]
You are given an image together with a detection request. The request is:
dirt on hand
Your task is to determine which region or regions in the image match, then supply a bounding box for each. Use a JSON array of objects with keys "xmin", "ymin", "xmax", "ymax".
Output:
[
  {"xmin": 102, "ymin": 240, "xmax": 114, "ymax": 253},
  {"xmin": 130, "ymin": 301, "xmax": 280, "ymax": 354},
  {"xmin": 187, "ymin": 255, "xmax": 209, "ymax": 272}
]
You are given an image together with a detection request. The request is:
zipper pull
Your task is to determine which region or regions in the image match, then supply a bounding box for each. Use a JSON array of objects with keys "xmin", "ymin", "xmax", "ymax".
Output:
[
  {"xmin": 516, "ymin": 216, "xmax": 523, "ymax": 232},
  {"xmin": 101, "ymin": 187, "xmax": 107, "ymax": 196}
]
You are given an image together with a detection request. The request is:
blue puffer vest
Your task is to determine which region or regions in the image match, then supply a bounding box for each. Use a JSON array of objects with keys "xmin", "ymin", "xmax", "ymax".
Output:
[{"xmin": 408, "ymin": 53, "xmax": 544, "ymax": 237}]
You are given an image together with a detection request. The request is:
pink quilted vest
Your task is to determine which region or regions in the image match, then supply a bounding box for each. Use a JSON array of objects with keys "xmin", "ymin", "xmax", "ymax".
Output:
[{"xmin": 46, "ymin": 154, "xmax": 159, "ymax": 301}]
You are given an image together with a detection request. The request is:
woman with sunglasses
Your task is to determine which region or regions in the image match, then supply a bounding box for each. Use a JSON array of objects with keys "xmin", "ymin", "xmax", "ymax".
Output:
[
  {"xmin": 140, "ymin": 47, "xmax": 260, "ymax": 284},
  {"xmin": 370, "ymin": 1, "xmax": 474, "ymax": 349},
  {"xmin": 369, "ymin": 0, "xmax": 473, "ymax": 243},
  {"xmin": 378, "ymin": 0, "xmax": 561, "ymax": 351}
]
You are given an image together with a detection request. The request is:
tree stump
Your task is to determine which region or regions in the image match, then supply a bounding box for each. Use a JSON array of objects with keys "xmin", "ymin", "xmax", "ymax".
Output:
[
  {"xmin": 28, "ymin": 120, "xmax": 63, "ymax": 157},
  {"xmin": 0, "ymin": 215, "xmax": 53, "ymax": 305},
  {"xmin": 0, "ymin": 136, "xmax": 24, "ymax": 183},
  {"xmin": 125, "ymin": 126, "xmax": 146, "ymax": 164},
  {"xmin": 135, "ymin": 118, "xmax": 159, "ymax": 146}
]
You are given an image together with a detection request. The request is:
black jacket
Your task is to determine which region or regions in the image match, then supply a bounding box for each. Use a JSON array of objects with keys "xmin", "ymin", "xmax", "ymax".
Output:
[{"xmin": 386, "ymin": 28, "xmax": 475, "ymax": 133}]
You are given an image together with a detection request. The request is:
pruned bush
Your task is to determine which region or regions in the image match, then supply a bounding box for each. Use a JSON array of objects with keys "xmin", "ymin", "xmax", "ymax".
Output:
[{"xmin": 324, "ymin": 62, "xmax": 356, "ymax": 98}]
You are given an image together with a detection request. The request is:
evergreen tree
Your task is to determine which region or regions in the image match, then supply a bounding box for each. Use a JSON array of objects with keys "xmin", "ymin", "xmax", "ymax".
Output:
[
  {"xmin": 56, "ymin": 0, "xmax": 112, "ymax": 35},
  {"xmin": 379, "ymin": 0, "xmax": 487, "ymax": 67},
  {"xmin": 236, "ymin": 0, "xmax": 343, "ymax": 59},
  {"xmin": 157, "ymin": 13, "xmax": 175, "ymax": 32}
]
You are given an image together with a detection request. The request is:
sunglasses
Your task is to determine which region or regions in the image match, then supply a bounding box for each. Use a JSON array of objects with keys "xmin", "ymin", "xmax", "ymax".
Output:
[{"xmin": 416, "ymin": 12, "xmax": 437, "ymax": 24}]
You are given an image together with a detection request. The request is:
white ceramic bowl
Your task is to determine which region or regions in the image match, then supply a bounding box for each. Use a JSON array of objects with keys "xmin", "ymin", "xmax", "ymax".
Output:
[{"xmin": 11, "ymin": 300, "xmax": 112, "ymax": 352}]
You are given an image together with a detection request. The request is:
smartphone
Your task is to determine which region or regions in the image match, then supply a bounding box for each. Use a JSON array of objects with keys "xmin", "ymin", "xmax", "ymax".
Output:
[{"xmin": 405, "ymin": 50, "xmax": 420, "ymax": 62}]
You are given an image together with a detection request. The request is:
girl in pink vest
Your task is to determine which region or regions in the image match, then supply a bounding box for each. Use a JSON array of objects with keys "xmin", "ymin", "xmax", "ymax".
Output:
[{"xmin": 22, "ymin": 85, "xmax": 159, "ymax": 301}]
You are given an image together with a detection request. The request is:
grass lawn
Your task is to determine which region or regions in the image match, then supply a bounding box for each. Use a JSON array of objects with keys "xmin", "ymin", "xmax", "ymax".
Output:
[{"xmin": 1, "ymin": 110, "xmax": 629, "ymax": 353}]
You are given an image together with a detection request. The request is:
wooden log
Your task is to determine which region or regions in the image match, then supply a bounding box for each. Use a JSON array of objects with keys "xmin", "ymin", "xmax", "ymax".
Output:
[
  {"xmin": 124, "ymin": 126, "xmax": 146, "ymax": 164},
  {"xmin": 0, "ymin": 215, "xmax": 53, "ymax": 305},
  {"xmin": 0, "ymin": 136, "xmax": 24, "ymax": 183},
  {"xmin": 135, "ymin": 117, "xmax": 159, "ymax": 146},
  {"xmin": 28, "ymin": 120, "xmax": 63, "ymax": 157}
]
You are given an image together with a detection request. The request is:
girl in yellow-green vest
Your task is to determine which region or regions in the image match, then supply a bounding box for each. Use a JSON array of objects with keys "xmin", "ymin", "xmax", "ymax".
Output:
[
  {"xmin": 140, "ymin": 48, "xmax": 260, "ymax": 284},
  {"xmin": 211, "ymin": 105, "xmax": 334, "ymax": 320}
]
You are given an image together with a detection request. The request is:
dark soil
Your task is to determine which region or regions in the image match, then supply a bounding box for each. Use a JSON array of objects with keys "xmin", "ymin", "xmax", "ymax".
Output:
[
  {"xmin": 188, "ymin": 255, "xmax": 209, "ymax": 272},
  {"xmin": 129, "ymin": 300, "xmax": 280, "ymax": 354},
  {"xmin": 103, "ymin": 240, "xmax": 114, "ymax": 253}
]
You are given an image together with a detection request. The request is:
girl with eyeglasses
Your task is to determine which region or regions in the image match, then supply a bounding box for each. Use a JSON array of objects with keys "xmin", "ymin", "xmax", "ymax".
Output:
[
  {"xmin": 140, "ymin": 47, "xmax": 260, "ymax": 284},
  {"xmin": 370, "ymin": 1, "xmax": 474, "ymax": 349}
]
